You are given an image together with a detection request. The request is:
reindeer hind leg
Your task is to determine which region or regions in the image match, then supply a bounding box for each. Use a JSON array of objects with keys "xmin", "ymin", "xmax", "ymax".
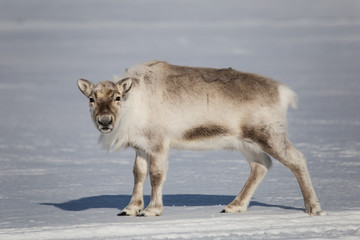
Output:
[
  {"xmin": 243, "ymin": 125, "xmax": 322, "ymax": 215},
  {"xmin": 272, "ymin": 142, "xmax": 322, "ymax": 215},
  {"xmin": 222, "ymin": 148, "xmax": 272, "ymax": 213}
]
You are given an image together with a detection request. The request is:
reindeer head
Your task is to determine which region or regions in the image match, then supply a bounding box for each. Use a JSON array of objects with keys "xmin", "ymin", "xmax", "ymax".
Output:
[{"xmin": 77, "ymin": 78, "xmax": 132, "ymax": 134}]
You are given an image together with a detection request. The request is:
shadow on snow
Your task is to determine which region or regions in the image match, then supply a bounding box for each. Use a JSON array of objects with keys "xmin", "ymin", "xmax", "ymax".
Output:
[{"xmin": 41, "ymin": 194, "xmax": 304, "ymax": 212}]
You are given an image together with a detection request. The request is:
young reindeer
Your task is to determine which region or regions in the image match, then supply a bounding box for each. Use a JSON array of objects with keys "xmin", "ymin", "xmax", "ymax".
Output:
[{"xmin": 77, "ymin": 60, "xmax": 322, "ymax": 217}]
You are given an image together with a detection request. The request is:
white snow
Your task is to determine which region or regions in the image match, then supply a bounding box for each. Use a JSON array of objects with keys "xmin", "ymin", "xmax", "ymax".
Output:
[
  {"xmin": 1, "ymin": 0, "xmax": 360, "ymax": 239},
  {"xmin": 2, "ymin": 211, "xmax": 360, "ymax": 240}
]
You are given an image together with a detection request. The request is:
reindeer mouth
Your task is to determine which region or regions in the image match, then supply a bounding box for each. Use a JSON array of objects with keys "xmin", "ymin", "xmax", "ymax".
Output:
[
  {"xmin": 99, "ymin": 127, "xmax": 113, "ymax": 133},
  {"xmin": 96, "ymin": 115, "xmax": 114, "ymax": 134}
]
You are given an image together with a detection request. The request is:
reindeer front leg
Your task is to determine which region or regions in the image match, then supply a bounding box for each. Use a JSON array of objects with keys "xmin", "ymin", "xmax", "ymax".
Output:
[
  {"xmin": 138, "ymin": 150, "xmax": 169, "ymax": 217},
  {"xmin": 118, "ymin": 149, "xmax": 148, "ymax": 216}
]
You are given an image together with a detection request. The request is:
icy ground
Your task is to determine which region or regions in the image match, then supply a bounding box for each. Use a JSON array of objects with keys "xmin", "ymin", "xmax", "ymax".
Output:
[{"xmin": 0, "ymin": 0, "xmax": 360, "ymax": 239}]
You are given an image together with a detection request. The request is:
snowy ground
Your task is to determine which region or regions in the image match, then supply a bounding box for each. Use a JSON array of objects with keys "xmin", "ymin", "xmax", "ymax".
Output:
[{"xmin": 1, "ymin": 0, "xmax": 360, "ymax": 239}]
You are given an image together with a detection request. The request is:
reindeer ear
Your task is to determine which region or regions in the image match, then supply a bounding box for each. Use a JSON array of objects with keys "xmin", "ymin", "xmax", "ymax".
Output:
[
  {"xmin": 77, "ymin": 79, "xmax": 94, "ymax": 97},
  {"xmin": 117, "ymin": 78, "xmax": 133, "ymax": 95}
]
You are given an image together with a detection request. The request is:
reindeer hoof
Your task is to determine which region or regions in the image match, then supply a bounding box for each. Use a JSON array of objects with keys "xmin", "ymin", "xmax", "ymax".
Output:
[
  {"xmin": 305, "ymin": 202, "xmax": 322, "ymax": 216},
  {"xmin": 117, "ymin": 211, "xmax": 130, "ymax": 216},
  {"xmin": 137, "ymin": 210, "xmax": 161, "ymax": 217},
  {"xmin": 136, "ymin": 212, "xmax": 161, "ymax": 217}
]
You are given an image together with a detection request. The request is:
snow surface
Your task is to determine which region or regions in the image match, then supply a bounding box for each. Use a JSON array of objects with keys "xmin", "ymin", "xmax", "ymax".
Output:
[{"xmin": 0, "ymin": 0, "xmax": 360, "ymax": 239}]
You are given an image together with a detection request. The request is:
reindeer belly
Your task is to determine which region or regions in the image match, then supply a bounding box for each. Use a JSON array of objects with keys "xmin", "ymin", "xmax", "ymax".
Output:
[{"xmin": 171, "ymin": 135, "xmax": 242, "ymax": 151}]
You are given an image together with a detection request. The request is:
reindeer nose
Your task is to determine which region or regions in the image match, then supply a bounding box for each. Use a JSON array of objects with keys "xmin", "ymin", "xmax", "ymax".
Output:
[{"xmin": 98, "ymin": 115, "xmax": 113, "ymax": 126}]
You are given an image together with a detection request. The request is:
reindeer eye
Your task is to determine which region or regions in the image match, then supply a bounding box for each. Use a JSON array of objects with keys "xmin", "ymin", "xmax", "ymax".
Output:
[
  {"xmin": 115, "ymin": 96, "xmax": 121, "ymax": 101},
  {"xmin": 89, "ymin": 97, "xmax": 95, "ymax": 103}
]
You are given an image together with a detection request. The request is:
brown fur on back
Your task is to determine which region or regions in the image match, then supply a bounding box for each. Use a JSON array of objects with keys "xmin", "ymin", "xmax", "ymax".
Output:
[{"xmin": 144, "ymin": 62, "xmax": 281, "ymax": 106}]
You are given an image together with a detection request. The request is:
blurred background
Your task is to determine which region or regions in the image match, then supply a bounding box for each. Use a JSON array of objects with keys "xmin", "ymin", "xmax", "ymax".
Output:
[
  {"xmin": 1, "ymin": 0, "xmax": 359, "ymax": 137},
  {"xmin": 0, "ymin": 0, "xmax": 359, "ymax": 228}
]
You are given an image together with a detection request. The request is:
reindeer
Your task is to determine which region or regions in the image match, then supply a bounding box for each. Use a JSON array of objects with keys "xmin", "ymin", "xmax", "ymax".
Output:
[{"xmin": 77, "ymin": 60, "xmax": 322, "ymax": 217}]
